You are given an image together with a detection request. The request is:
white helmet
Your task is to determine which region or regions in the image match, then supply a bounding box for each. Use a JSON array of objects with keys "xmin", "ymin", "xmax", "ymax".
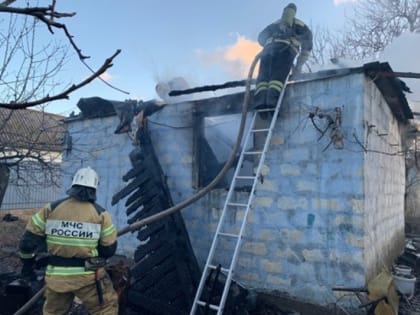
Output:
[{"xmin": 72, "ymin": 167, "xmax": 99, "ymax": 189}]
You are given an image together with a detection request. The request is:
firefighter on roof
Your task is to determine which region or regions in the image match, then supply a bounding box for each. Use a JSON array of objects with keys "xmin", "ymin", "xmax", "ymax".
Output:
[
  {"xmin": 254, "ymin": 3, "xmax": 313, "ymax": 112},
  {"xmin": 19, "ymin": 167, "xmax": 119, "ymax": 315}
]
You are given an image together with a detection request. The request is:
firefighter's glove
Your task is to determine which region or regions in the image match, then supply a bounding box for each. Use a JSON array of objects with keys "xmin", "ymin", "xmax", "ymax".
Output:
[{"xmin": 21, "ymin": 257, "xmax": 36, "ymax": 281}]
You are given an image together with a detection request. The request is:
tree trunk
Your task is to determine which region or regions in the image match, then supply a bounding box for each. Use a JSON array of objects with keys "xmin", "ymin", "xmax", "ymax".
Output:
[{"xmin": 0, "ymin": 164, "xmax": 10, "ymax": 208}]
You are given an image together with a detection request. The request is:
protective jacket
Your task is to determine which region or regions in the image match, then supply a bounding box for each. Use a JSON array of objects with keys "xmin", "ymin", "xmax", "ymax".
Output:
[
  {"xmin": 257, "ymin": 17, "xmax": 312, "ymax": 62},
  {"xmin": 254, "ymin": 17, "xmax": 313, "ymax": 109},
  {"xmin": 19, "ymin": 197, "xmax": 117, "ymax": 288}
]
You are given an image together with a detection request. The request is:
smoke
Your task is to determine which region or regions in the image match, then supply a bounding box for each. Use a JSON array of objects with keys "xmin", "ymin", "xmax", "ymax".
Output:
[
  {"xmin": 99, "ymin": 71, "xmax": 112, "ymax": 81},
  {"xmin": 379, "ymin": 32, "xmax": 420, "ymax": 112},
  {"xmin": 155, "ymin": 76, "xmax": 191, "ymax": 103},
  {"xmin": 195, "ymin": 34, "xmax": 261, "ymax": 79}
]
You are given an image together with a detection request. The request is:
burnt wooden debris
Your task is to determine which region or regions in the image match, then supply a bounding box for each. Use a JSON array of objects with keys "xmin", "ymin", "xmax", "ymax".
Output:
[
  {"xmin": 168, "ymin": 79, "xmax": 256, "ymax": 97},
  {"xmin": 112, "ymin": 124, "xmax": 201, "ymax": 315}
]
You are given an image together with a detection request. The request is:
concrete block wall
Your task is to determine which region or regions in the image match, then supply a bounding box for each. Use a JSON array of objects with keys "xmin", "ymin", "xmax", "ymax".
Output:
[
  {"xmin": 362, "ymin": 78, "xmax": 405, "ymax": 279},
  {"xmin": 61, "ymin": 71, "xmax": 406, "ymax": 308},
  {"xmin": 229, "ymin": 74, "xmax": 369, "ymax": 305}
]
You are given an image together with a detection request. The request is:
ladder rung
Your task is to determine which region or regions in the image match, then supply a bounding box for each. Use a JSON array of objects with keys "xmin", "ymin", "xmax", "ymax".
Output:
[
  {"xmin": 196, "ymin": 300, "xmax": 220, "ymax": 311},
  {"xmin": 243, "ymin": 151, "xmax": 262, "ymax": 155},
  {"xmin": 256, "ymin": 107, "xmax": 275, "ymax": 113},
  {"xmin": 227, "ymin": 202, "xmax": 247, "ymax": 207},
  {"xmin": 251, "ymin": 128, "xmax": 270, "ymax": 132},
  {"xmin": 235, "ymin": 175, "xmax": 256, "ymax": 180},
  {"xmin": 218, "ymin": 232, "xmax": 239, "ymax": 238},
  {"xmin": 208, "ymin": 264, "xmax": 229, "ymax": 273}
]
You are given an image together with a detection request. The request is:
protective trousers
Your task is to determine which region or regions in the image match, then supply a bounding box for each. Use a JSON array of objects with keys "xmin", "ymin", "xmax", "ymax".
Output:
[
  {"xmin": 43, "ymin": 273, "xmax": 118, "ymax": 315},
  {"xmin": 254, "ymin": 43, "xmax": 296, "ymax": 109}
]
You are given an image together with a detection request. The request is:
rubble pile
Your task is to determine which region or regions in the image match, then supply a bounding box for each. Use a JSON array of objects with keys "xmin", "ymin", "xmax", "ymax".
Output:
[{"xmin": 396, "ymin": 236, "xmax": 420, "ymax": 315}]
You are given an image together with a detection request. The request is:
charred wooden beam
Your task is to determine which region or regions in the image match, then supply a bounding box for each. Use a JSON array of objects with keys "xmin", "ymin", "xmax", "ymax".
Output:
[{"xmin": 169, "ymin": 79, "xmax": 255, "ymax": 96}]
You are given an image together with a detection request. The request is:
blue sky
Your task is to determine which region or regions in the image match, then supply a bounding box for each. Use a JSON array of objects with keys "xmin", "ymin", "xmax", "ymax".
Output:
[{"xmin": 16, "ymin": 0, "xmax": 359, "ymax": 115}]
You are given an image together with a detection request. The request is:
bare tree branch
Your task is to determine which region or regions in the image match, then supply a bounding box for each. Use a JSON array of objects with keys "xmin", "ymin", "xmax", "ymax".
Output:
[
  {"xmin": 0, "ymin": 49, "xmax": 121, "ymax": 109},
  {"xmin": 311, "ymin": 0, "xmax": 420, "ymax": 64},
  {"xmin": 0, "ymin": 3, "xmax": 87, "ymax": 59},
  {"xmin": 1, "ymin": 1, "xmax": 127, "ymax": 108}
]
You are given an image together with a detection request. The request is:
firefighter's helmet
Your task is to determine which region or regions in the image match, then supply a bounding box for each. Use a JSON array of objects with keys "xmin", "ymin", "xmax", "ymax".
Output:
[
  {"xmin": 72, "ymin": 167, "xmax": 99, "ymax": 189},
  {"xmin": 285, "ymin": 3, "xmax": 297, "ymax": 12}
]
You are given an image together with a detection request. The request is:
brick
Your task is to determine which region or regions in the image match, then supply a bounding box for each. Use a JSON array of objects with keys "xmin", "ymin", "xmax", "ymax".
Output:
[
  {"xmin": 349, "ymin": 198, "xmax": 364, "ymax": 213},
  {"xmin": 256, "ymin": 179, "xmax": 278, "ymax": 192},
  {"xmin": 237, "ymin": 257, "xmax": 258, "ymax": 268},
  {"xmin": 277, "ymin": 196, "xmax": 308, "ymax": 210},
  {"xmin": 302, "ymin": 249, "xmax": 324, "ymax": 262},
  {"xmin": 311, "ymin": 198, "xmax": 342, "ymax": 211},
  {"xmin": 254, "ymin": 197, "xmax": 274, "ymax": 208},
  {"xmin": 304, "ymin": 163, "xmax": 318, "ymax": 176},
  {"xmin": 282, "ymin": 148, "xmax": 310, "ymax": 161},
  {"xmin": 270, "ymin": 135, "xmax": 285, "ymax": 145},
  {"xmin": 281, "ymin": 229, "xmax": 304, "ymax": 242},
  {"xmin": 279, "ymin": 164, "xmax": 301, "ymax": 176},
  {"xmin": 259, "ymin": 164, "xmax": 270, "ymax": 176},
  {"xmin": 239, "ymin": 272, "xmax": 261, "ymax": 283},
  {"xmin": 242, "ymin": 242, "xmax": 267, "ymax": 256},
  {"xmin": 346, "ymin": 235, "xmax": 364, "ymax": 248},
  {"xmin": 160, "ymin": 154, "xmax": 173, "ymax": 164},
  {"xmin": 180, "ymin": 155, "xmax": 192, "ymax": 164},
  {"xmin": 260, "ymin": 229, "xmax": 277, "ymax": 241},
  {"xmin": 296, "ymin": 180, "xmax": 317, "ymax": 192},
  {"xmin": 266, "ymin": 275, "xmax": 291, "ymax": 286},
  {"xmin": 334, "ymin": 215, "xmax": 364, "ymax": 230},
  {"xmin": 261, "ymin": 259, "xmax": 282, "ymax": 273}
]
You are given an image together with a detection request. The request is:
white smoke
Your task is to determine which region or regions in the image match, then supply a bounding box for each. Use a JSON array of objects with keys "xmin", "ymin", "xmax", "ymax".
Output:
[
  {"xmin": 379, "ymin": 32, "xmax": 420, "ymax": 112},
  {"xmin": 155, "ymin": 76, "xmax": 191, "ymax": 104}
]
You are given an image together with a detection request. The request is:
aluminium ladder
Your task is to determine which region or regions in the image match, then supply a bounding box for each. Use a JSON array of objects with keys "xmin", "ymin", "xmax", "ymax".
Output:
[{"xmin": 190, "ymin": 76, "xmax": 291, "ymax": 315}]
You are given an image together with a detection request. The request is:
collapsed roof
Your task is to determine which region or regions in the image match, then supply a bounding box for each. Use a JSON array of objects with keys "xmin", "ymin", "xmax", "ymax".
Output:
[{"xmin": 68, "ymin": 62, "xmax": 413, "ymax": 124}]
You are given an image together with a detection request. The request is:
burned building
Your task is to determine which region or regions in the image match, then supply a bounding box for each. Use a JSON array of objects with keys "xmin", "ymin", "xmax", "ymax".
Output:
[{"xmin": 61, "ymin": 62, "xmax": 413, "ymax": 312}]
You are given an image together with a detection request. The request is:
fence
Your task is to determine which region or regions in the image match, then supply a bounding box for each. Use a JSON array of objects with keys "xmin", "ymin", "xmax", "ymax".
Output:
[
  {"xmin": 0, "ymin": 164, "xmax": 63, "ymax": 210},
  {"xmin": 0, "ymin": 181, "xmax": 62, "ymax": 210}
]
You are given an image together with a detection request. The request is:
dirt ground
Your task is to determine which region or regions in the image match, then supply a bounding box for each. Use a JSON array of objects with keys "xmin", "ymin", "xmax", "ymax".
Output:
[{"xmin": 0, "ymin": 209, "xmax": 35, "ymax": 274}]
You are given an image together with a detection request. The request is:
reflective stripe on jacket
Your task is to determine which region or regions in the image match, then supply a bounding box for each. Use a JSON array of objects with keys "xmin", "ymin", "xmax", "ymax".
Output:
[{"xmin": 24, "ymin": 197, "xmax": 117, "ymax": 274}]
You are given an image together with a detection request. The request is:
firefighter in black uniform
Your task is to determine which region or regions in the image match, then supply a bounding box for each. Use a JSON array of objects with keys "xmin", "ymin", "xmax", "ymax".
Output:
[
  {"xmin": 254, "ymin": 3, "xmax": 313, "ymax": 112},
  {"xmin": 18, "ymin": 167, "xmax": 119, "ymax": 315}
]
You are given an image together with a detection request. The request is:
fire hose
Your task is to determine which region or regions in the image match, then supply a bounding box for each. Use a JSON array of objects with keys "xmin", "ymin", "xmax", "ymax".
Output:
[{"xmin": 13, "ymin": 52, "xmax": 261, "ymax": 315}]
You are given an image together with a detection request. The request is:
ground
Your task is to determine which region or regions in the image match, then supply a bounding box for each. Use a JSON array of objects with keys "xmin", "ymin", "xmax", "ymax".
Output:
[
  {"xmin": 2, "ymin": 209, "xmax": 418, "ymax": 315},
  {"xmin": 0, "ymin": 209, "xmax": 35, "ymax": 274}
]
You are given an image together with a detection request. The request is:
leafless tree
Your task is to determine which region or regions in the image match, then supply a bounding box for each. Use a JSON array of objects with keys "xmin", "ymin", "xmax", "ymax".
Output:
[
  {"xmin": 310, "ymin": 25, "xmax": 348, "ymax": 66},
  {"xmin": 0, "ymin": 0, "xmax": 121, "ymax": 109},
  {"xmin": 0, "ymin": 0, "xmax": 122, "ymax": 208},
  {"xmin": 311, "ymin": 0, "xmax": 420, "ymax": 64}
]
